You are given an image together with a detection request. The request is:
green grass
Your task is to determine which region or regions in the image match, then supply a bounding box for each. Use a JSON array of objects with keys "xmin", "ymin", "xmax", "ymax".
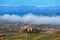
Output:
[{"xmin": 5, "ymin": 32, "xmax": 60, "ymax": 40}]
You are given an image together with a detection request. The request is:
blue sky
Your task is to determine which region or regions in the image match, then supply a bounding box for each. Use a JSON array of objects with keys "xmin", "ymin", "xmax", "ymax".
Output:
[
  {"xmin": 0, "ymin": 0, "xmax": 60, "ymax": 5},
  {"xmin": 0, "ymin": 0, "xmax": 60, "ymax": 24},
  {"xmin": 0, "ymin": 0, "xmax": 60, "ymax": 16}
]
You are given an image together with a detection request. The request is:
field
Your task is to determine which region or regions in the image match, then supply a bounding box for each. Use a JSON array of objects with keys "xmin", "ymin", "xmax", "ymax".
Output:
[{"xmin": 5, "ymin": 32, "xmax": 60, "ymax": 40}]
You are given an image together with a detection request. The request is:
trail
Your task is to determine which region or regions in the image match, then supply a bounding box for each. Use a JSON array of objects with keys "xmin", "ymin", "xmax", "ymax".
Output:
[{"xmin": 33, "ymin": 35, "xmax": 44, "ymax": 40}]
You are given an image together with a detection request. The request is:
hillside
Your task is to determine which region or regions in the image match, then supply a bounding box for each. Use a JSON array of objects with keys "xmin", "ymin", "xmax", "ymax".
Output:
[{"xmin": 6, "ymin": 31, "xmax": 60, "ymax": 40}]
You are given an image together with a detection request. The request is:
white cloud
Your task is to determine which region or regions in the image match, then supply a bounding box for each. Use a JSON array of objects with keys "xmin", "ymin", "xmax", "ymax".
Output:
[
  {"xmin": 36, "ymin": 5, "xmax": 58, "ymax": 7},
  {"xmin": 0, "ymin": 4, "xmax": 19, "ymax": 7},
  {"xmin": 0, "ymin": 4, "xmax": 34, "ymax": 7},
  {"xmin": 0, "ymin": 4, "xmax": 12, "ymax": 6},
  {"xmin": 0, "ymin": 4, "xmax": 59, "ymax": 8},
  {"xmin": 1, "ymin": 14, "xmax": 21, "ymax": 22},
  {"xmin": 0, "ymin": 13, "xmax": 60, "ymax": 24}
]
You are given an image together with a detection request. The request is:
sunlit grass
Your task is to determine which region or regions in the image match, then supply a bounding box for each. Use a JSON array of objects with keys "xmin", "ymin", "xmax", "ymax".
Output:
[{"xmin": 5, "ymin": 32, "xmax": 60, "ymax": 40}]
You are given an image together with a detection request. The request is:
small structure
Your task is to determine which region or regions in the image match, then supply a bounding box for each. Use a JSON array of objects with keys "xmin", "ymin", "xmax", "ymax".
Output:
[
  {"xmin": 20, "ymin": 25, "xmax": 32, "ymax": 32},
  {"xmin": 47, "ymin": 28, "xmax": 55, "ymax": 33}
]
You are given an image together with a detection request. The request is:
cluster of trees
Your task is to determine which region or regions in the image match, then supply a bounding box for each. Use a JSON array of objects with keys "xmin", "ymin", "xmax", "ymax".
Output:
[{"xmin": 23, "ymin": 28, "xmax": 41, "ymax": 33}]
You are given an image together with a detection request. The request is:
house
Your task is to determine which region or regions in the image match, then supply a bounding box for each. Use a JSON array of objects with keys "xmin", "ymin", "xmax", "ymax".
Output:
[
  {"xmin": 42, "ymin": 27, "xmax": 55, "ymax": 33},
  {"xmin": 47, "ymin": 27, "xmax": 55, "ymax": 33}
]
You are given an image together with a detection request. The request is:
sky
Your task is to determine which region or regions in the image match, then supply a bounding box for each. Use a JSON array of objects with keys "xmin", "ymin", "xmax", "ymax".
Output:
[
  {"xmin": 0, "ymin": 0, "xmax": 60, "ymax": 5},
  {"xmin": 0, "ymin": 0, "xmax": 60, "ymax": 24},
  {"xmin": 0, "ymin": 0, "xmax": 60, "ymax": 15}
]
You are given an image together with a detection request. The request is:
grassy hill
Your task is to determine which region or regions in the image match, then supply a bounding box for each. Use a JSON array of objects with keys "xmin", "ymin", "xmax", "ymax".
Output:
[{"xmin": 5, "ymin": 32, "xmax": 60, "ymax": 40}]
